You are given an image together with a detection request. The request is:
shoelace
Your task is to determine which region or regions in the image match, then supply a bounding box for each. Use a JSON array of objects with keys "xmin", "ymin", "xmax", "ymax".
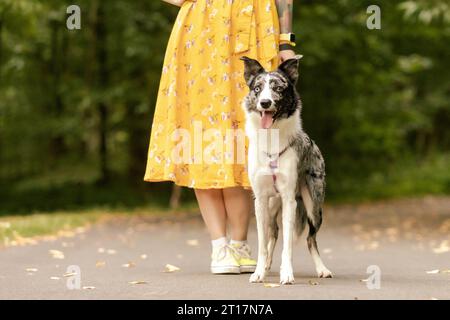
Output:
[
  {"xmin": 230, "ymin": 243, "xmax": 251, "ymax": 259},
  {"xmin": 214, "ymin": 244, "xmax": 232, "ymax": 261}
]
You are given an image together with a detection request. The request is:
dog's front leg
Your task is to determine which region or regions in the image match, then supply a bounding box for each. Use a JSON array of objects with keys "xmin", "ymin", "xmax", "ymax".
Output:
[
  {"xmin": 249, "ymin": 195, "xmax": 270, "ymax": 283},
  {"xmin": 280, "ymin": 194, "xmax": 297, "ymax": 284}
]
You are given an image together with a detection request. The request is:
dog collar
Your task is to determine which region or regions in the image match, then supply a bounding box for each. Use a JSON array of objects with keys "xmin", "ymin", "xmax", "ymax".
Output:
[{"xmin": 263, "ymin": 146, "xmax": 290, "ymax": 193}]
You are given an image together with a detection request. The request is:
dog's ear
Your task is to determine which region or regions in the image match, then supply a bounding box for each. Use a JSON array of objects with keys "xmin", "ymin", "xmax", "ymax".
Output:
[
  {"xmin": 278, "ymin": 55, "xmax": 303, "ymax": 84},
  {"xmin": 240, "ymin": 56, "xmax": 265, "ymax": 86}
]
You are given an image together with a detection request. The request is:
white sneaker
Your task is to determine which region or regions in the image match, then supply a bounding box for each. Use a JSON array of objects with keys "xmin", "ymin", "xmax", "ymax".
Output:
[
  {"xmin": 230, "ymin": 243, "xmax": 257, "ymax": 273},
  {"xmin": 210, "ymin": 244, "xmax": 240, "ymax": 274}
]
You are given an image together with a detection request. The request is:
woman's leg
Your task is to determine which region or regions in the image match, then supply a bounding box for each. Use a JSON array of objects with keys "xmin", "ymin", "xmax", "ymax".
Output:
[
  {"xmin": 194, "ymin": 188, "xmax": 227, "ymax": 240},
  {"xmin": 222, "ymin": 187, "xmax": 254, "ymax": 241}
]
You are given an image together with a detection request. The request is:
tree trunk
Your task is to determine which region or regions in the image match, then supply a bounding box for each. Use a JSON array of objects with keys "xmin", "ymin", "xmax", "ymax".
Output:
[
  {"xmin": 0, "ymin": 18, "xmax": 3, "ymax": 81},
  {"xmin": 126, "ymin": 99, "xmax": 147, "ymax": 183},
  {"xmin": 49, "ymin": 19, "xmax": 65, "ymax": 163},
  {"xmin": 170, "ymin": 184, "xmax": 182, "ymax": 209},
  {"xmin": 93, "ymin": 2, "xmax": 109, "ymax": 184}
]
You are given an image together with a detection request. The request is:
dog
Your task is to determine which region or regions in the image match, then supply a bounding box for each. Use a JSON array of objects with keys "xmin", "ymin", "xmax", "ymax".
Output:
[{"xmin": 241, "ymin": 55, "xmax": 333, "ymax": 284}]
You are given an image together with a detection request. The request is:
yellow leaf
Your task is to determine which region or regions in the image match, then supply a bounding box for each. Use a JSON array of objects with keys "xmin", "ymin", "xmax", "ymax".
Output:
[
  {"xmin": 122, "ymin": 262, "xmax": 136, "ymax": 268},
  {"xmin": 0, "ymin": 222, "xmax": 11, "ymax": 229},
  {"xmin": 63, "ymin": 272, "xmax": 77, "ymax": 277},
  {"xmin": 49, "ymin": 249, "xmax": 65, "ymax": 260},
  {"xmin": 129, "ymin": 281, "xmax": 147, "ymax": 285},
  {"xmin": 263, "ymin": 283, "xmax": 280, "ymax": 288},
  {"xmin": 432, "ymin": 241, "xmax": 450, "ymax": 254},
  {"xmin": 96, "ymin": 261, "xmax": 106, "ymax": 268},
  {"xmin": 164, "ymin": 264, "xmax": 181, "ymax": 273},
  {"xmin": 187, "ymin": 239, "xmax": 199, "ymax": 246},
  {"xmin": 426, "ymin": 269, "xmax": 440, "ymax": 274},
  {"xmin": 308, "ymin": 280, "xmax": 319, "ymax": 286},
  {"xmin": 26, "ymin": 268, "xmax": 38, "ymax": 272}
]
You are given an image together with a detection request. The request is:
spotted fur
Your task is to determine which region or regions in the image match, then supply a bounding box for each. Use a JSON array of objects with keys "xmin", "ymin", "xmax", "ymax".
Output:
[{"xmin": 241, "ymin": 56, "xmax": 333, "ymax": 284}]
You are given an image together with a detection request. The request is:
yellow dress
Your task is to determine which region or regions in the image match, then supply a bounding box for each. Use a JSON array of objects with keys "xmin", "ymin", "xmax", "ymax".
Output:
[{"xmin": 144, "ymin": 0, "xmax": 280, "ymax": 189}]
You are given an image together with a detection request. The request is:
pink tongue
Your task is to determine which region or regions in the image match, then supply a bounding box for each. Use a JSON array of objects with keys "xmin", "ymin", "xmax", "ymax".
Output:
[{"xmin": 261, "ymin": 111, "xmax": 274, "ymax": 129}]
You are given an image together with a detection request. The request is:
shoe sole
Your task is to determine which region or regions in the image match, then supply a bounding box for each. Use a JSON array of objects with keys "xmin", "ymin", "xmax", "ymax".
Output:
[
  {"xmin": 240, "ymin": 265, "xmax": 256, "ymax": 273},
  {"xmin": 211, "ymin": 266, "xmax": 240, "ymax": 274}
]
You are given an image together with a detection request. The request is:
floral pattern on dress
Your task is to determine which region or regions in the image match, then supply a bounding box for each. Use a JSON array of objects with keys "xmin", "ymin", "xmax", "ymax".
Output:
[{"xmin": 144, "ymin": 0, "xmax": 280, "ymax": 189}]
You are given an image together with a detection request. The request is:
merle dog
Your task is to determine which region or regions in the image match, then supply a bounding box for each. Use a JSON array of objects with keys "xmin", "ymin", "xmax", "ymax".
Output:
[{"xmin": 241, "ymin": 56, "xmax": 333, "ymax": 284}]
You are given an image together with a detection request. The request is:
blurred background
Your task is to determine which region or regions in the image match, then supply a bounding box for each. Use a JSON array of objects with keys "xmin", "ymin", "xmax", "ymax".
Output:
[{"xmin": 0, "ymin": 0, "xmax": 449, "ymax": 217}]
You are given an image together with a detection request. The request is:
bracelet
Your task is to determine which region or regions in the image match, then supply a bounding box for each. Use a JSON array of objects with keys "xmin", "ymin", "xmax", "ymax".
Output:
[
  {"xmin": 279, "ymin": 43, "xmax": 295, "ymax": 51},
  {"xmin": 279, "ymin": 40, "xmax": 296, "ymax": 47}
]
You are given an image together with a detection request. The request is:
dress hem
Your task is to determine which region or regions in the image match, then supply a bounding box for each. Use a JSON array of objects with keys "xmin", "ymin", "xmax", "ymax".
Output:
[{"xmin": 143, "ymin": 177, "xmax": 252, "ymax": 190}]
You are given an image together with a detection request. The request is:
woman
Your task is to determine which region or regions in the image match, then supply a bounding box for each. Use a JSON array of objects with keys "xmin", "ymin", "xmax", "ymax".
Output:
[{"xmin": 144, "ymin": 0, "xmax": 296, "ymax": 274}]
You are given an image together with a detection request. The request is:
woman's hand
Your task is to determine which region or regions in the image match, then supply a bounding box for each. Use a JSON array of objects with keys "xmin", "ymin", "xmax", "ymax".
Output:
[{"xmin": 279, "ymin": 50, "xmax": 296, "ymax": 63}]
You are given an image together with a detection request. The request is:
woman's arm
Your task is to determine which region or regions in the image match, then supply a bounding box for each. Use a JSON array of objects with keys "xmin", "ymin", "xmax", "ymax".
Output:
[
  {"xmin": 276, "ymin": 0, "xmax": 296, "ymax": 61},
  {"xmin": 276, "ymin": 0, "xmax": 293, "ymax": 34}
]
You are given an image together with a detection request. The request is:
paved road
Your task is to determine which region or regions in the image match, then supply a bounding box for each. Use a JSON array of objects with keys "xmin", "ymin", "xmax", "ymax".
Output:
[{"xmin": 1, "ymin": 197, "xmax": 449, "ymax": 300}]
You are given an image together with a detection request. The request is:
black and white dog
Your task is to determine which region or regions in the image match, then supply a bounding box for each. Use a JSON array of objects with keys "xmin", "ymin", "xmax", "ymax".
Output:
[{"xmin": 241, "ymin": 56, "xmax": 333, "ymax": 284}]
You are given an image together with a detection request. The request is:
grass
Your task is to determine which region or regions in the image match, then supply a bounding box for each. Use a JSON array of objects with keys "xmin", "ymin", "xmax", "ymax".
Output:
[
  {"xmin": 0, "ymin": 203, "xmax": 199, "ymax": 247},
  {"xmin": 0, "ymin": 153, "xmax": 448, "ymax": 245},
  {"xmin": 0, "ymin": 209, "xmax": 104, "ymax": 246},
  {"xmin": 326, "ymin": 153, "xmax": 450, "ymax": 203}
]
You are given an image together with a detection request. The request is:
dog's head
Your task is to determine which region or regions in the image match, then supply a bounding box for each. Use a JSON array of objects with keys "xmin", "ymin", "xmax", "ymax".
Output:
[{"xmin": 241, "ymin": 55, "xmax": 302, "ymax": 129}]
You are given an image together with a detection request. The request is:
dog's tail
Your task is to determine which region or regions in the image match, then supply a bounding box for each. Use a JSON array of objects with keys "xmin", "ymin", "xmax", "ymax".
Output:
[{"xmin": 295, "ymin": 195, "xmax": 308, "ymax": 237}]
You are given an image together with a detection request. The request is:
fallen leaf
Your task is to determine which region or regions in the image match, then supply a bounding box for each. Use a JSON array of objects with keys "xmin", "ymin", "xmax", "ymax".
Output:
[
  {"xmin": 0, "ymin": 222, "xmax": 11, "ymax": 229},
  {"xmin": 308, "ymin": 280, "xmax": 319, "ymax": 286},
  {"xmin": 140, "ymin": 254, "xmax": 148, "ymax": 260},
  {"xmin": 25, "ymin": 268, "xmax": 38, "ymax": 273},
  {"xmin": 187, "ymin": 239, "xmax": 199, "ymax": 246},
  {"xmin": 75, "ymin": 227, "xmax": 86, "ymax": 233},
  {"xmin": 122, "ymin": 262, "xmax": 136, "ymax": 268},
  {"xmin": 426, "ymin": 269, "xmax": 440, "ymax": 274},
  {"xmin": 63, "ymin": 272, "xmax": 77, "ymax": 277},
  {"xmin": 82, "ymin": 286, "xmax": 96, "ymax": 290},
  {"xmin": 57, "ymin": 230, "xmax": 75, "ymax": 238},
  {"xmin": 359, "ymin": 278, "xmax": 369, "ymax": 282},
  {"xmin": 369, "ymin": 241, "xmax": 379, "ymax": 250},
  {"xmin": 49, "ymin": 249, "xmax": 65, "ymax": 260},
  {"xmin": 164, "ymin": 264, "xmax": 181, "ymax": 273},
  {"xmin": 50, "ymin": 277, "xmax": 61, "ymax": 280},
  {"xmin": 432, "ymin": 241, "xmax": 450, "ymax": 254},
  {"xmin": 96, "ymin": 261, "xmax": 106, "ymax": 268},
  {"xmin": 440, "ymin": 269, "xmax": 450, "ymax": 274},
  {"xmin": 263, "ymin": 283, "xmax": 280, "ymax": 288},
  {"xmin": 129, "ymin": 281, "xmax": 147, "ymax": 285},
  {"xmin": 61, "ymin": 242, "xmax": 74, "ymax": 248}
]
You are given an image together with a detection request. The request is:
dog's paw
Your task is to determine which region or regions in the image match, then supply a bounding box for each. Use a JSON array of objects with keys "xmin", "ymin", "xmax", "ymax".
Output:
[
  {"xmin": 279, "ymin": 269, "xmax": 295, "ymax": 285},
  {"xmin": 317, "ymin": 268, "xmax": 333, "ymax": 278},
  {"xmin": 249, "ymin": 271, "xmax": 266, "ymax": 283}
]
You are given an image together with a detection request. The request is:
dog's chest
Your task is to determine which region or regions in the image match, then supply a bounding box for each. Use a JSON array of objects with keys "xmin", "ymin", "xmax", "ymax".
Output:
[{"xmin": 249, "ymin": 149, "xmax": 299, "ymax": 196}]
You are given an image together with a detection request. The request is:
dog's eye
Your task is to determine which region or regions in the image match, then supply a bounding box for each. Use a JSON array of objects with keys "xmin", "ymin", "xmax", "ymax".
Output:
[
  {"xmin": 254, "ymin": 87, "xmax": 261, "ymax": 93},
  {"xmin": 276, "ymin": 86, "xmax": 284, "ymax": 92}
]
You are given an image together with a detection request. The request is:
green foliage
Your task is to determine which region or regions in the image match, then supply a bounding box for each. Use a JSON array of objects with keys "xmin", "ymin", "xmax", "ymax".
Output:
[{"xmin": 0, "ymin": 0, "xmax": 449, "ymax": 214}]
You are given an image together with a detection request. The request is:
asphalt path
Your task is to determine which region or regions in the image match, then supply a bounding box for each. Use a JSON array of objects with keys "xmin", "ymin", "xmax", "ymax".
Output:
[{"xmin": 0, "ymin": 197, "xmax": 449, "ymax": 300}]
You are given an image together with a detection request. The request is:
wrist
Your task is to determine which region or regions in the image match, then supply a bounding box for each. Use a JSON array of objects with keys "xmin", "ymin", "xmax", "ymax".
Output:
[
  {"xmin": 279, "ymin": 33, "xmax": 296, "ymax": 49},
  {"xmin": 279, "ymin": 43, "xmax": 295, "ymax": 52},
  {"xmin": 280, "ymin": 33, "xmax": 296, "ymax": 43}
]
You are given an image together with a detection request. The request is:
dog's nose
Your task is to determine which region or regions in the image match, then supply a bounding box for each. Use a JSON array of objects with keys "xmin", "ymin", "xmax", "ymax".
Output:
[{"xmin": 260, "ymin": 99, "xmax": 272, "ymax": 109}]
